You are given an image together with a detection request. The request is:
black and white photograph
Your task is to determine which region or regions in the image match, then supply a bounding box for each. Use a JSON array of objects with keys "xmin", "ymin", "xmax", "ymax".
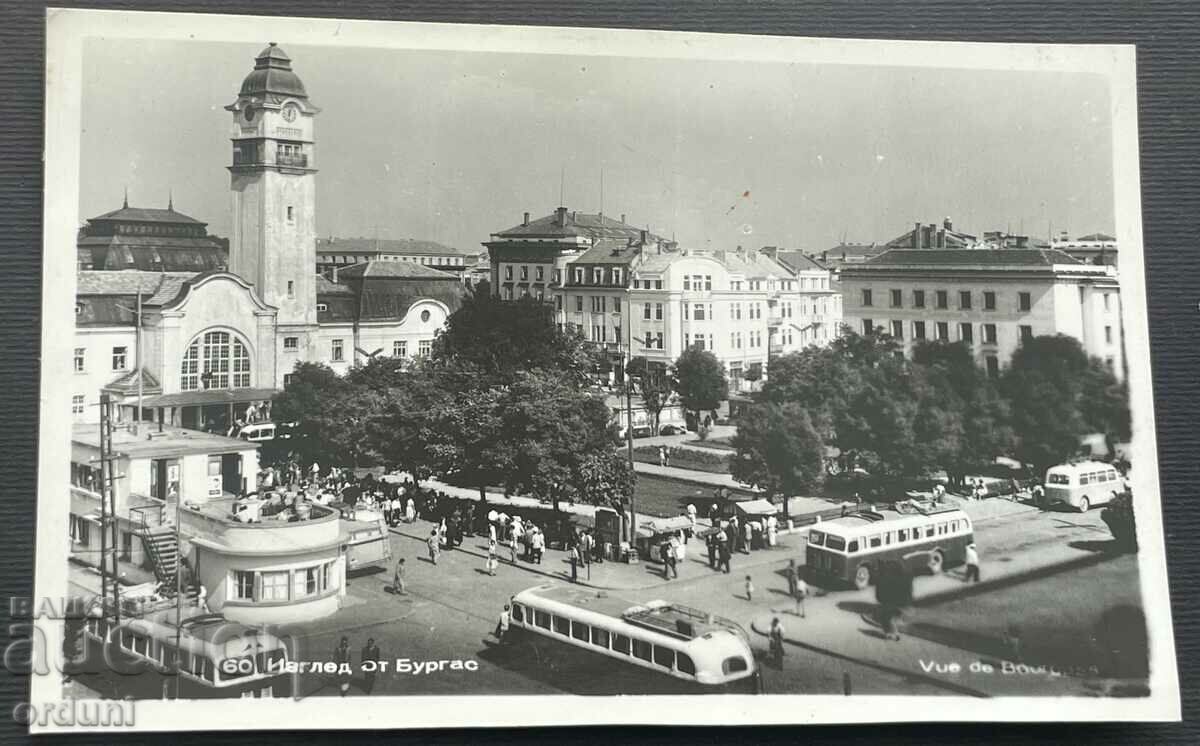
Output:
[{"xmin": 31, "ymin": 8, "xmax": 1179, "ymax": 730}]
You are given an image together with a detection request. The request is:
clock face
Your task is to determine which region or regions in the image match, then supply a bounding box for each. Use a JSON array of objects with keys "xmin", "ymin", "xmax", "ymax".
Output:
[
  {"xmin": 282, "ymin": 105, "xmax": 298, "ymax": 123},
  {"xmin": 243, "ymin": 105, "xmax": 255, "ymax": 122}
]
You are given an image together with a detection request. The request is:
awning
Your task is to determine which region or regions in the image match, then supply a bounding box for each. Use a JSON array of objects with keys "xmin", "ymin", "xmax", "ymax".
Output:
[
  {"xmin": 735, "ymin": 498, "xmax": 777, "ymax": 516},
  {"xmin": 140, "ymin": 387, "xmax": 279, "ymax": 409}
]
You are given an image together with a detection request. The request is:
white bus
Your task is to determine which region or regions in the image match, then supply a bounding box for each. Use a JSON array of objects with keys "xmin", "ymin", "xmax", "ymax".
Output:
[
  {"xmin": 507, "ymin": 584, "xmax": 760, "ymax": 694},
  {"xmin": 1043, "ymin": 460, "xmax": 1125, "ymax": 513}
]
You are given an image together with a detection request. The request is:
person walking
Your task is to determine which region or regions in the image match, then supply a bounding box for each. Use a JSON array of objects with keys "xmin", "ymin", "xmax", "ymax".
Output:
[
  {"xmin": 964, "ymin": 543, "xmax": 981, "ymax": 583},
  {"xmin": 766, "ymin": 514, "xmax": 778, "ymax": 547},
  {"xmin": 487, "ymin": 540, "xmax": 499, "ymax": 576},
  {"xmin": 659, "ymin": 543, "xmax": 671, "ymax": 580},
  {"xmin": 706, "ymin": 533, "xmax": 717, "ymax": 569},
  {"xmin": 427, "ymin": 529, "xmax": 441, "ymax": 565},
  {"xmin": 718, "ymin": 541, "xmax": 732, "ymax": 574},
  {"xmin": 532, "ymin": 528, "xmax": 545, "ymax": 564},
  {"xmin": 686, "ymin": 502, "xmax": 697, "ymax": 534},
  {"xmin": 333, "ymin": 636, "xmax": 352, "ymax": 696},
  {"xmin": 393, "ymin": 558, "xmax": 407, "ymax": 595},
  {"xmin": 570, "ymin": 544, "xmax": 580, "ymax": 583},
  {"xmin": 769, "ymin": 617, "xmax": 785, "ymax": 668},
  {"xmin": 405, "ymin": 496, "xmax": 416, "ymax": 523},
  {"xmin": 794, "ymin": 576, "xmax": 808, "ymax": 618},
  {"xmin": 360, "ymin": 638, "xmax": 381, "ymax": 695},
  {"xmin": 744, "ymin": 575, "xmax": 754, "ymax": 601},
  {"xmin": 785, "ymin": 559, "xmax": 799, "ymax": 598},
  {"xmin": 658, "ymin": 445, "xmax": 667, "ymax": 467},
  {"xmin": 494, "ymin": 604, "xmax": 511, "ymax": 643},
  {"xmin": 667, "ymin": 542, "xmax": 679, "ymax": 579},
  {"xmin": 580, "ymin": 531, "xmax": 593, "ymax": 567},
  {"xmin": 742, "ymin": 520, "xmax": 753, "ymax": 554},
  {"xmin": 508, "ymin": 533, "xmax": 519, "ymax": 564}
]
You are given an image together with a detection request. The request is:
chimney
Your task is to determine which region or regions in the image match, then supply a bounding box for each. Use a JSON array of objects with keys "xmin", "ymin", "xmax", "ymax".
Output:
[
  {"xmin": 640, "ymin": 229, "xmax": 647, "ymax": 244},
  {"xmin": 937, "ymin": 227, "xmax": 945, "ymax": 249},
  {"xmin": 331, "ymin": 265, "xmax": 338, "ymax": 283},
  {"xmin": 761, "ymin": 246, "xmax": 778, "ymax": 260},
  {"xmin": 943, "ymin": 216, "xmax": 953, "ymax": 231},
  {"xmin": 523, "ymin": 212, "xmax": 530, "ymax": 226},
  {"xmin": 555, "ymin": 206, "xmax": 568, "ymax": 227},
  {"xmin": 621, "ymin": 213, "xmax": 626, "ymax": 224},
  {"xmin": 914, "ymin": 222, "xmax": 922, "ymax": 248}
]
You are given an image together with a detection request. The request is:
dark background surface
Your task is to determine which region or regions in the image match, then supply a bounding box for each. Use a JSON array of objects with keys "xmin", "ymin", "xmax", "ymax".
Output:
[{"xmin": 0, "ymin": 1, "xmax": 1196, "ymax": 742}]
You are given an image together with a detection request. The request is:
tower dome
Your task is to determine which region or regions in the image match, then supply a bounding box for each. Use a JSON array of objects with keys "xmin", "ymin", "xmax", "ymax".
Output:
[{"xmin": 238, "ymin": 42, "xmax": 308, "ymax": 99}]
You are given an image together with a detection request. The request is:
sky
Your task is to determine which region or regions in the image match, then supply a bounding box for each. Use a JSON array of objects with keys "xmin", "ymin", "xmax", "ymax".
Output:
[{"xmin": 78, "ymin": 37, "xmax": 1115, "ymax": 253}]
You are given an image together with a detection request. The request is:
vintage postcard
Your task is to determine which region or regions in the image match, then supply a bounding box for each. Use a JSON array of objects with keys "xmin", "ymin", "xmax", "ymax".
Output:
[{"xmin": 30, "ymin": 7, "xmax": 1179, "ymax": 731}]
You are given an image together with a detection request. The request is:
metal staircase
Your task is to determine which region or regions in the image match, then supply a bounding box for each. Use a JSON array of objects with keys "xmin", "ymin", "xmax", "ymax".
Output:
[{"xmin": 138, "ymin": 525, "xmax": 180, "ymax": 590}]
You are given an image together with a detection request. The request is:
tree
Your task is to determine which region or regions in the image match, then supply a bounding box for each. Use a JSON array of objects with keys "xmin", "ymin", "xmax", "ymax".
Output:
[
  {"xmin": 363, "ymin": 368, "xmax": 446, "ymax": 485},
  {"xmin": 266, "ymin": 362, "xmax": 351, "ymax": 467},
  {"xmin": 1102, "ymin": 492, "xmax": 1138, "ymax": 552},
  {"xmin": 626, "ymin": 356, "xmax": 674, "ymax": 434},
  {"xmin": 576, "ymin": 450, "xmax": 637, "ymax": 511},
  {"xmin": 1002, "ymin": 335, "xmax": 1128, "ymax": 475},
  {"xmin": 430, "ymin": 285, "xmax": 598, "ymax": 385},
  {"xmin": 730, "ymin": 402, "xmax": 824, "ymax": 520},
  {"xmin": 673, "ymin": 347, "xmax": 728, "ymax": 427}
]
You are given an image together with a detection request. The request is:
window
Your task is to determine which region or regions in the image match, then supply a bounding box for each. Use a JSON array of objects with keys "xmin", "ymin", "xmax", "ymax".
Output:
[
  {"xmin": 331, "ymin": 339, "xmax": 345, "ymax": 362},
  {"xmin": 536, "ymin": 266, "xmax": 544, "ymax": 281},
  {"xmin": 520, "ymin": 265, "xmax": 529, "ymax": 281},
  {"xmin": 234, "ymin": 575, "xmax": 255, "ymax": 604},
  {"xmin": 612, "ymin": 633, "xmax": 631, "ymax": 655},
  {"xmin": 534, "ymin": 610, "xmax": 551, "ymax": 630},
  {"xmin": 283, "ymin": 373, "xmax": 294, "ymax": 386},
  {"xmin": 286, "ymin": 205, "xmax": 294, "ymax": 221},
  {"xmin": 1019, "ymin": 292, "xmax": 1031, "ymax": 312},
  {"xmin": 316, "ymin": 303, "xmax": 328, "ymax": 312},
  {"xmin": 890, "ymin": 289, "xmax": 902, "ymax": 308},
  {"xmin": 643, "ymin": 303, "xmax": 652, "ymax": 320},
  {"xmin": 655, "ymin": 332, "xmax": 664, "ymax": 349},
  {"xmin": 507, "ymin": 266, "xmax": 515, "ymax": 281},
  {"xmin": 913, "ymin": 321, "xmax": 926, "ymax": 340},
  {"xmin": 986, "ymin": 356, "xmax": 1000, "ymax": 378},
  {"xmin": 861, "ymin": 289, "xmax": 873, "ymax": 307},
  {"xmin": 510, "ymin": 603, "xmax": 524, "ymax": 623},
  {"xmin": 555, "ymin": 295, "xmax": 563, "ymax": 311},
  {"xmin": 693, "ymin": 304, "xmax": 706, "ymax": 321},
  {"xmin": 71, "ymin": 395, "xmax": 85, "ymax": 415},
  {"xmin": 575, "ymin": 295, "xmax": 584, "ymax": 312},
  {"xmin": 613, "ymin": 269, "xmax": 623, "ymax": 285},
  {"xmin": 180, "ymin": 331, "xmax": 251, "ymax": 390},
  {"xmin": 653, "ymin": 645, "xmax": 675, "ymax": 669},
  {"xmin": 259, "ymin": 571, "xmax": 289, "ymax": 602},
  {"xmin": 862, "ymin": 319, "xmax": 874, "ymax": 336},
  {"xmin": 632, "ymin": 638, "xmax": 653, "ymax": 663},
  {"xmin": 890, "ymin": 320, "xmax": 903, "ymax": 339},
  {"xmin": 294, "ymin": 566, "xmax": 321, "ymax": 598},
  {"xmin": 913, "ymin": 290, "xmax": 925, "ymax": 309},
  {"xmin": 722, "ymin": 656, "xmax": 749, "ymax": 674},
  {"xmin": 983, "ymin": 323, "xmax": 997, "ymax": 344},
  {"xmin": 283, "ymin": 336, "xmax": 299, "ymax": 351},
  {"xmin": 935, "ymin": 290, "xmax": 948, "ymax": 310},
  {"xmin": 1104, "ymin": 325, "xmax": 1113, "ymax": 344},
  {"xmin": 418, "ymin": 340, "xmax": 432, "ymax": 357},
  {"xmin": 959, "ymin": 323, "xmax": 973, "ymax": 344},
  {"xmin": 1103, "ymin": 293, "xmax": 1112, "ymax": 312},
  {"xmin": 704, "ymin": 275, "xmax": 712, "ymax": 291},
  {"xmin": 898, "ymin": 528, "xmax": 909, "ymax": 542},
  {"xmin": 959, "ymin": 291, "xmax": 972, "ymax": 310},
  {"xmin": 612, "ymin": 297, "xmax": 621, "ymax": 314},
  {"xmin": 571, "ymin": 621, "xmax": 589, "ymax": 642},
  {"xmin": 1020, "ymin": 325, "xmax": 1033, "ymax": 342},
  {"xmin": 869, "ymin": 535, "xmax": 882, "ymax": 549},
  {"xmin": 111, "ymin": 346, "xmax": 128, "ymax": 371},
  {"xmin": 393, "ymin": 340, "xmax": 407, "ymax": 357},
  {"xmin": 553, "ymin": 615, "xmax": 570, "ymax": 635},
  {"xmin": 984, "ymin": 291, "xmax": 996, "ymax": 311},
  {"xmin": 655, "ymin": 303, "xmax": 663, "ymax": 320},
  {"xmin": 287, "ymin": 280, "xmax": 295, "ymax": 299},
  {"xmin": 591, "ymin": 627, "xmax": 610, "ymax": 648},
  {"xmin": 676, "ymin": 653, "xmax": 696, "ymax": 676},
  {"xmin": 683, "ymin": 276, "xmax": 691, "ymax": 291},
  {"xmin": 936, "ymin": 322, "xmax": 949, "ymax": 341},
  {"xmin": 74, "ymin": 347, "xmax": 85, "ymax": 372}
]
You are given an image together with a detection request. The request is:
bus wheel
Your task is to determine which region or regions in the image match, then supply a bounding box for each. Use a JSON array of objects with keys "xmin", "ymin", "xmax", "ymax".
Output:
[
  {"xmin": 853, "ymin": 564, "xmax": 872, "ymax": 590},
  {"xmin": 1078, "ymin": 497, "xmax": 1090, "ymax": 513},
  {"xmin": 928, "ymin": 550, "xmax": 944, "ymax": 575}
]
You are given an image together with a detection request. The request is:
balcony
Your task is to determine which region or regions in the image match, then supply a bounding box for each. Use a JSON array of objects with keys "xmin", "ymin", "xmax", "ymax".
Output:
[{"xmin": 276, "ymin": 153, "xmax": 309, "ymax": 168}]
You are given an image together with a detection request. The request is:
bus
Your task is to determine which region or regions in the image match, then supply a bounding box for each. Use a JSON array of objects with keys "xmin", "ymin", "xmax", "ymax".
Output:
[
  {"xmin": 806, "ymin": 503, "xmax": 973, "ymax": 590},
  {"xmin": 333, "ymin": 504, "xmax": 392, "ymax": 573},
  {"xmin": 506, "ymin": 585, "xmax": 759, "ymax": 694},
  {"xmin": 77, "ymin": 604, "xmax": 294, "ymax": 699},
  {"xmin": 1043, "ymin": 460, "xmax": 1125, "ymax": 513}
]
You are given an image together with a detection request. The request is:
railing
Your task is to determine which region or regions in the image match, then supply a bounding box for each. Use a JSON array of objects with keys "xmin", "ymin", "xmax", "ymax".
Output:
[{"xmin": 276, "ymin": 153, "xmax": 308, "ymax": 168}]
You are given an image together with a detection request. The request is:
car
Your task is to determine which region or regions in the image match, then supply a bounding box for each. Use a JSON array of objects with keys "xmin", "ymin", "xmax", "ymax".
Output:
[
  {"xmin": 659, "ymin": 424, "xmax": 687, "ymax": 435},
  {"xmin": 631, "ymin": 426, "xmax": 655, "ymax": 438}
]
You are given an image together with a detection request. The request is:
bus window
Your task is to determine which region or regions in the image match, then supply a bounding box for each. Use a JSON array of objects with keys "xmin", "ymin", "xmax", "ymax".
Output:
[
  {"xmin": 612, "ymin": 633, "xmax": 631, "ymax": 655},
  {"xmin": 1048, "ymin": 473, "xmax": 1070, "ymax": 485},
  {"xmin": 534, "ymin": 610, "xmax": 551, "ymax": 630},
  {"xmin": 132, "ymin": 634, "xmax": 148, "ymax": 656},
  {"xmin": 847, "ymin": 540, "xmax": 859, "ymax": 553},
  {"xmin": 1107, "ymin": 470, "xmax": 1117, "ymax": 481},
  {"xmin": 869, "ymin": 535, "xmax": 881, "ymax": 549},
  {"xmin": 884, "ymin": 532, "xmax": 894, "ymax": 545},
  {"xmin": 591, "ymin": 627, "xmax": 610, "ymax": 649},
  {"xmin": 898, "ymin": 528, "xmax": 909, "ymax": 542},
  {"xmin": 511, "ymin": 603, "xmax": 524, "ymax": 623},
  {"xmin": 938, "ymin": 523, "xmax": 947, "ymax": 535},
  {"xmin": 1080, "ymin": 474, "xmax": 1091, "ymax": 485},
  {"xmin": 653, "ymin": 646, "xmax": 674, "ymax": 669},
  {"xmin": 571, "ymin": 621, "xmax": 589, "ymax": 642},
  {"xmin": 826, "ymin": 536, "xmax": 846, "ymax": 552},
  {"xmin": 553, "ymin": 616, "xmax": 570, "ymax": 635},
  {"xmin": 676, "ymin": 652, "xmax": 696, "ymax": 676},
  {"xmin": 808, "ymin": 531, "xmax": 825, "ymax": 547},
  {"xmin": 722, "ymin": 656, "xmax": 748, "ymax": 674},
  {"xmin": 632, "ymin": 638, "xmax": 653, "ymax": 663}
]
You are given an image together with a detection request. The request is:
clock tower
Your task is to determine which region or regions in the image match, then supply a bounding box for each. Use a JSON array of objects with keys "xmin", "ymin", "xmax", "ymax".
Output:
[{"xmin": 226, "ymin": 43, "xmax": 320, "ymax": 379}]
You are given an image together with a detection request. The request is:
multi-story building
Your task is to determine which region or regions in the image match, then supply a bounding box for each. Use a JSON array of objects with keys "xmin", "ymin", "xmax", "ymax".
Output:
[
  {"xmin": 840, "ymin": 248, "xmax": 1123, "ymax": 379},
  {"xmin": 316, "ymin": 237, "xmax": 475, "ymax": 277},
  {"xmin": 69, "ymin": 43, "xmax": 462, "ymax": 428},
  {"xmin": 1051, "ymin": 232, "xmax": 1118, "ymax": 266}
]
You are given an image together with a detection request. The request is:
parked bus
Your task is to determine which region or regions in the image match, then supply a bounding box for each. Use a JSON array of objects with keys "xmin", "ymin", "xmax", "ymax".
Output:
[
  {"xmin": 336, "ymin": 505, "xmax": 392, "ymax": 573},
  {"xmin": 77, "ymin": 604, "xmax": 293, "ymax": 699},
  {"xmin": 1042, "ymin": 460, "xmax": 1125, "ymax": 513},
  {"xmin": 806, "ymin": 503, "xmax": 973, "ymax": 590},
  {"xmin": 507, "ymin": 584, "xmax": 759, "ymax": 694}
]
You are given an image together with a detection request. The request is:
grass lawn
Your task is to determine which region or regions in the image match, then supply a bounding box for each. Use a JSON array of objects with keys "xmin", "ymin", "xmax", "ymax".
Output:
[
  {"xmin": 632, "ymin": 474, "xmax": 755, "ymax": 517},
  {"xmin": 683, "ymin": 437, "xmax": 737, "ymax": 453}
]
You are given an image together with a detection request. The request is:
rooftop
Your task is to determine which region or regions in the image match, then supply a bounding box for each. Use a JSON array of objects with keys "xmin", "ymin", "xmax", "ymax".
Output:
[
  {"xmin": 90, "ymin": 204, "xmax": 206, "ymax": 225},
  {"xmin": 852, "ymin": 248, "xmax": 1089, "ymax": 269},
  {"xmin": 317, "ymin": 237, "xmax": 470, "ymax": 257},
  {"xmin": 76, "ymin": 271, "xmax": 199, "ymax": 305},
  {"xmin": 492, "ymin": 208, "xmax": 664, "ymax": 243},
  {"xmin": 73, "ymin": 423, "xmax": 259, "ymax": 460},
  {"xmin": 336, "ymin": 261, "xmax": 459, "ymax": 280},
  {"xmin": 238, "ymin": 42, "xmax": 308, "ymax": 99},
  {"xmin": 523, "ymin": 585, "xmax": 746, "ymax": 641}
]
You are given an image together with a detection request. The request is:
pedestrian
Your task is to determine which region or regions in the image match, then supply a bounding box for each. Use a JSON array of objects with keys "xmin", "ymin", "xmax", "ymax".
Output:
[
  {"xmin": 659, "ymin": 543, "xmax": 671, "ymax": 580},
  {"xmin": 570, "ymin": 544, "xmax": 580, "ymax": 583},
  {"xmin": 360, "ymin": 638, "xmax": 381, "ymax": 695},
  {"xmin": 686, "ymin": 502, "xmax": 697, "ymax": 531},
  {"xmin": 310, "ymin": 461, "xmax": 321, "ymax": 480},
  {"xmin": 744, "ymin": 574, "xmax": 754, "ymax": 601},
  {"xmin": 667, "ymin": 543, "xmax": 679, "ymax": 579},
  {"xmin": 785, "ymin": 559, "xmax": 798, "ymax": 597},
  {"xmin": 719, "ymin": 541, "xmax": 731, "ymax": 574},
  {"xmin": 769, "ymin": 617, "xmax": 785, "ymax": 668},
  {"xmin": 532, "ymin": 528, "xmax": 545, "ymax": 564},
  {"xmin": 508, "ymin": 534, "xmax": 519, "ymax": 564},
  {"xmin": 882, "ymin": 606, "xmax": 902, "ymax": 641},
  {"xmin": 658, "ymin": 445, "xmax": 667, "ymax": 467},
  {"xmin": 794, "ymin": 576, "xmax": 808, "ymax": 618},
  {"xmin": 580, "ymin": 531, "xmax": 593, "ymax": 567},
  {"xmin": 964, "ymin": 543, "xmax": 980, "ymax": 583},
  {"xmin": 333, "ymin": 636, "xmax": 352, "ymax": 696},
  {"xmin": 488, "ymin": 520, "xmax": 497, "ymax": 544},
  {"xmin": 486, "ymin": 542, "xmax": 499, "ymax": 576},
  {"xmin": 196, "ymin": 583, "xmax": 210, "ymax": 614},
  {"xmin": 766, "ymin": 514, "xmax": 778, "ymax": 547},
  {"xmin": 405, "ymin": 496, "xmax": 416, "ymax": 523},
  {"xmin": 427, "ymin": 529, "xmax": 441, "ymax": 565},
  {"xmin": 393, "ymin": 558, "xmax": 407, "ymax": 595},
  {"xmin": 742, "ymin": 520, "xmax": 753, "ymax": 554},
  {"xmin": 494, "ymin": 604, "xmax": 511, "ymax": 643}
]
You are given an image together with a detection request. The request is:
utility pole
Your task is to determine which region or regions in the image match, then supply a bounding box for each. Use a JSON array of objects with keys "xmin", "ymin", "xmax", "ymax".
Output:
[
  {"xmin": 99, "ymin": 394, "xmax": 121, "ymax": 625},
  {"xmin": 135, "ymin": 290, "xmax": 143, "ymax": 431},
  {"xmin": 625, "ymin": 309, "xmax": 636, "ymax": 545}
]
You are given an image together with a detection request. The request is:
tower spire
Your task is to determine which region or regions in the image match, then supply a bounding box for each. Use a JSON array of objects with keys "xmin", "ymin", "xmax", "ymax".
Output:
[
  {"xmin": 123, "ymin": 187, "xmax": 128, "ymax": 209},
  {"xmin": 168, "ymin": 189, "xmax": 173, "ymax": 211}
]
